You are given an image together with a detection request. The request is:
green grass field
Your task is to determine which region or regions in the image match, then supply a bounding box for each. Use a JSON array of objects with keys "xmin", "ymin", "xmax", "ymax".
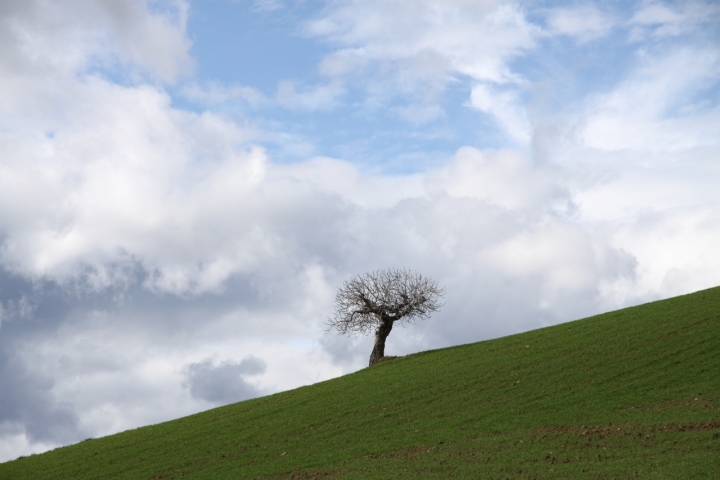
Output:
[{"xmin": 2, "ymin": 286, "xmax": 719, "ymax": 479}]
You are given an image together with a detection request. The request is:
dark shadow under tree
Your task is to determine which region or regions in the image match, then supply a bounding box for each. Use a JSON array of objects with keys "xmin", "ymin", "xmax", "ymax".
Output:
[{"xmin": 326, "ymin": 268, "xmax": 445, "ymax": 366}]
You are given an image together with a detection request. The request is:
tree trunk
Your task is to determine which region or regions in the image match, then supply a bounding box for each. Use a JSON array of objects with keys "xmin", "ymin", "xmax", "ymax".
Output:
[{"xmin": 369, "ymin": 319, "xmax": 393, "ymax": 366}]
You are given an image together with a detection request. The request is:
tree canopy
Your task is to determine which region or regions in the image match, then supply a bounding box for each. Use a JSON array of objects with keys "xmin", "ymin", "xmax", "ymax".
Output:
[{"xmin": 327, "ymin": 268, "xmax": 444, "ymax": 366}]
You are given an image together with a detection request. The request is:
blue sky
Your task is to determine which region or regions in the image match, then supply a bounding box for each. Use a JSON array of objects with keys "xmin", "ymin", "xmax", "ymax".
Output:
[{"xmin": 0, "ymin": 0, "xmax": 719, "ymax": 461}]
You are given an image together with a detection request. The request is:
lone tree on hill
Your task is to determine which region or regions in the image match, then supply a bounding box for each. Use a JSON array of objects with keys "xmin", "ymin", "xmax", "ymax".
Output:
[{"xmin": 327, "ymin": 268, "xmax": 445, "ymax": 367}]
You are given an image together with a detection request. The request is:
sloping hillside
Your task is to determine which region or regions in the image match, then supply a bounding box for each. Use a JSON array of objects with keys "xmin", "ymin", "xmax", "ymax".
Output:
[{"xmin": 2, "ymin": 287, "xmax": 719, "ymax": 479}]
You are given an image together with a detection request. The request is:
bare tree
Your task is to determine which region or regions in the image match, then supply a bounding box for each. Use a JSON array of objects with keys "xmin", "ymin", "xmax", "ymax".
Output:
[{"xmin": 327, "ymin": 268, "xmax": 445, "ymax": 366}]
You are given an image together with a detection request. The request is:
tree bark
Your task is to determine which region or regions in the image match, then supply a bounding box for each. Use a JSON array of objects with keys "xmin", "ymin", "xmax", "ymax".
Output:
[{"xmin": 369, "ymin": 319, "xmax": 393, "ymax": 366}]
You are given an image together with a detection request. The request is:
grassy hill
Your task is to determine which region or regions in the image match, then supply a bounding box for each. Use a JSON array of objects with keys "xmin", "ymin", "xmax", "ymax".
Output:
[{"xmin": 2, "ymin": 287, "xmax": 719, "ymax": 479}]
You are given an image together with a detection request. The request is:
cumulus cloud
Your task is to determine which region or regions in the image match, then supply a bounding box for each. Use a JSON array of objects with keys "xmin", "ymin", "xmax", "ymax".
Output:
[
  {"xmin": 183, "ymin": 356, "xmax": 267, "ymax": 404},
  {"xmin": 429, "ymin": 147, "xmax": 568, "ymax": 210},
  {"xmin": 0, "ymin": 81, "xmax": 268, "ymax": 294},
  {"xmin": 278, "ymin": 156, "xmax": 425, "ymax": 208},
  {"xmin": 609, "ymin": 206, "xmax": 720, "ymax": 298},
  {"xmin": 0, "ymin": 0, "xmax": 192, "ymax": 84}
]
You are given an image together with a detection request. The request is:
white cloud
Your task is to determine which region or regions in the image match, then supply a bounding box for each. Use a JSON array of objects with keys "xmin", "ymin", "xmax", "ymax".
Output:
[
  {"xmin": 278, "ymin": 157, "xmax": 425, "ymax": 208},
  {"xmin": 306, "ymin": 0, "xmax": 538, "ymax": 140},
  {"xmin": 0, "ymin": 0, "xmax": 192, "ymax": 84},
  {"xmin": 308, "ymin": 0, "xmax": 535, "ymax": 83},
  {"xmin": 275, "ymin": 79, "xmax": 346, "ymax": 110},
  {"xmin": 470, "ymin": 84, "xmax": 531, "ymax": 144},
  {"xmin": 566, "ymin": 144, "xmax": 720, "ymax": 304},
  {"xmin": 572, "ymin": 148, "xmax": 720, "ymax": 221},
  {"xmin": 581, "ymin": 47, "xmax": 720, "ymax": 151},
  {"xmin": 428, "ymin": 147, "xmax": 567, "ymax": 210},
  {"xmin": 544, "ymin": 4, "xmax": 616, "ymax": 43},
  {"xmin": 629, "ymin": 0, "xmax": 720, "ymax": 39},
  {"xmin": 609, "ymin": 206, "xmax": 720, "ymax": 299},
  {"xmin": 182, "ymin": 72, "xmax": 346, "ymax": 116},
  {"xmin": 181, "ymin": 81, "xmax": 265, "ymax": 105},
  {"xmin": 0, "ymin": 77, "xmax": 270, "ymax": 294}
]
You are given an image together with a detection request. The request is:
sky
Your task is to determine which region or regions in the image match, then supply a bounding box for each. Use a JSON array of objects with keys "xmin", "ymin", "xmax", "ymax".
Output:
[{"xmin": 0, "ymin": 0, "xmax": 719, "ymax": 461}]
